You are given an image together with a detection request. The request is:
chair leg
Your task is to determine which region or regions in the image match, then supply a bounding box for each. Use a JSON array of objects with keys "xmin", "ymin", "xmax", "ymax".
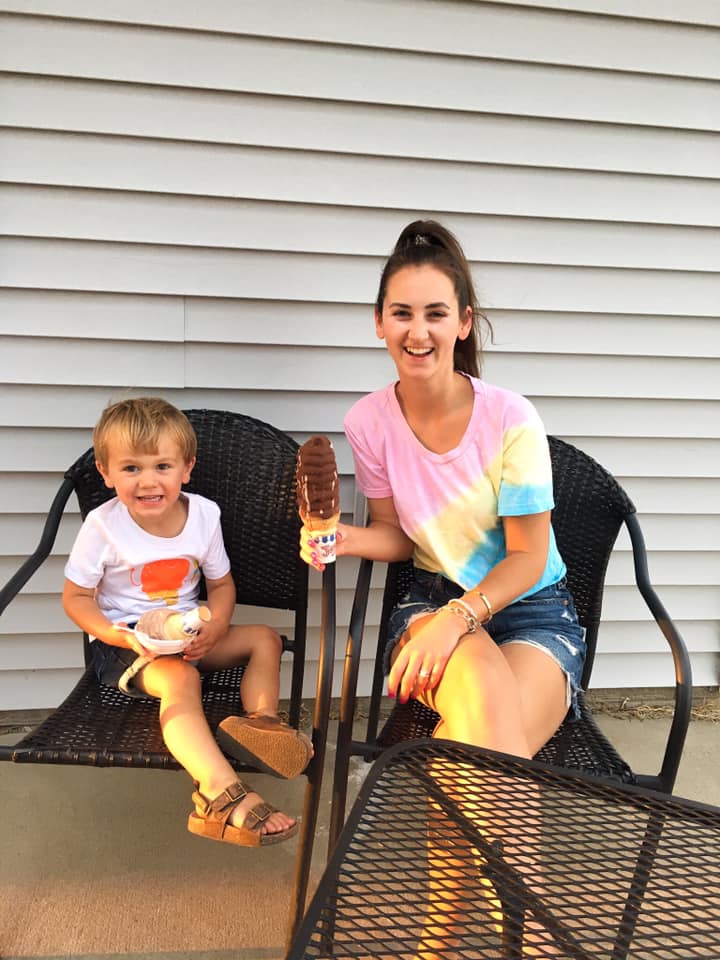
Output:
[{"xmin": 286, "ymin": 775, "xmax": 320, "ymax": 948}]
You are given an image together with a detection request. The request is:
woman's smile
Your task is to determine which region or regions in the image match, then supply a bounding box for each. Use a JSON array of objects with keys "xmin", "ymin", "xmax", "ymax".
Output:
[{"xmin": 404, "ymin": 345, "xmax": 434, "ymax": 357}]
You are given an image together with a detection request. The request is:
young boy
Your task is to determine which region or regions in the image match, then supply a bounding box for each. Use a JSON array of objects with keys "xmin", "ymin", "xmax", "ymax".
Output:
[{"xmin": 63, "ymin": 397, "xmax": 312, "ymax": 847}]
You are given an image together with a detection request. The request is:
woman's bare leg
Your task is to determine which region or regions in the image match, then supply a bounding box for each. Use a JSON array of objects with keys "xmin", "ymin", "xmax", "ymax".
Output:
[{"xmin": 409, "ymin": 629, "xmax": 567, "ymax": 957}]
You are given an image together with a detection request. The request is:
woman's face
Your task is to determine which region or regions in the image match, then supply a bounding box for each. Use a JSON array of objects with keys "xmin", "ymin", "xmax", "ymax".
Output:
[{"xmin": 375, "ymin": 264, "xmax": 472, "ymax": 381}]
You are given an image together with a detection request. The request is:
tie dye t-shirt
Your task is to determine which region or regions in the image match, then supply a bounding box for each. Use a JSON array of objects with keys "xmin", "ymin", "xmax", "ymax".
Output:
[{"xmin": 344, "ymin": 376, "xmax": 566, "ymax": 596}]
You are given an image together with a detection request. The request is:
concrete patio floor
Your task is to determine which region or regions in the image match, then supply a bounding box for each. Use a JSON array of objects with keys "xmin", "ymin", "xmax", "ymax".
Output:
[{"xmin": 0, "ymin": 708, "xmax": 717, "ymax": 960}]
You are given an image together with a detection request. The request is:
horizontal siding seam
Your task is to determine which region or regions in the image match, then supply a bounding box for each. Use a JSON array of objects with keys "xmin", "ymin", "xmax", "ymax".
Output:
[
  {"xmin": 5, "ymin": 128, "xmax": 720, "ymax": 183},
  {"xmin": 2, "ymin": 22, "xmax": 720, "ymax": 85},
  {"xmin": 2, "ymin": 9, "xmax": 719, "ymax": 81}
]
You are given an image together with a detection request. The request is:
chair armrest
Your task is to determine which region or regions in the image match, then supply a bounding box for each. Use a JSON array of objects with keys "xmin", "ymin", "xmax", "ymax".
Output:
[
  {"xmin": 626, "ymin": 513, "xmax": 693, "ymax": 793},
  {"xmin": 328, "ymin": 556, "xmax": 374, "ymax": 854},
  {"xmin": 0, "ymin": 477, "xmax": 76, "ymax": 616},
  {"xmin": 308, "ymin": 563, "xmax": 337, "ymax": 774},
  {"xmin": 288, "ymin": 562, "xmax": 337, "ymax": 942},
  {"xmin": 338, "ymin": 557, "xmax": 374, "ymax": 747}
]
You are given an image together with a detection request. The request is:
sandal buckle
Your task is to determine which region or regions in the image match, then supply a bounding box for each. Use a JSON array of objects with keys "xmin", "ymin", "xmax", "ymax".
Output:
[{"xmin": 222, "ymin": 781, "xmax": 248, "ymax": 804}]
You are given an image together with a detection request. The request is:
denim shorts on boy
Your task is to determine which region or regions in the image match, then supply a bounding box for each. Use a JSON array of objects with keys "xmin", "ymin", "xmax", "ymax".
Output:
[
  {"xmin": 91, "ymin": 634, "xmax": 199, "ymax": 700},
  {"xmin": 91, "ymin": 637, "xmax": 152, "ymax": 699},
  {"xmin": 386, "ymin": 567, "xmax": 587, "ymax": 720}
]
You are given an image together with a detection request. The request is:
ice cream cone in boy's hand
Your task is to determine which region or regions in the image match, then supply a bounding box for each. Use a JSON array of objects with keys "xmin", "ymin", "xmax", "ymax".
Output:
[
  {"xmin": 296, "ymin": 435, "xmax": 340, "ymax": 566},
  {"xmin": 134, "ymin": 605, "xmax": 211, "ymax": 654}
]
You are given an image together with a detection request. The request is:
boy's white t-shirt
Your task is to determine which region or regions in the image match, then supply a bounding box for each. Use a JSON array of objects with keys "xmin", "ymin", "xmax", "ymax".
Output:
[{"xmin": 64, "ymin": 492, "xmax": 231, "ymax": 626}]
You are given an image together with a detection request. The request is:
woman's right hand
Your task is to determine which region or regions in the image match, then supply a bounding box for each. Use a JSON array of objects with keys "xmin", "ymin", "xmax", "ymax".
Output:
[
  {"xmin": 387, "ymin": 610, "xmax": 465, "ymax": 704},
  {"xmin": 334, "ymin": 522, "xmax": 351, "ymax": 557}
]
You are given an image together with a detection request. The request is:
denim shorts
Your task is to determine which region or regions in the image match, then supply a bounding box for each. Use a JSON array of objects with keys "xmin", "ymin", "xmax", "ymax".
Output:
[
  {"xmin": 386, "ymin": 568, "xmax": 587, "ymax": 719},
  {"xmin": 91, "ymin": 637, "xmax": 153, "ymax": 700}
]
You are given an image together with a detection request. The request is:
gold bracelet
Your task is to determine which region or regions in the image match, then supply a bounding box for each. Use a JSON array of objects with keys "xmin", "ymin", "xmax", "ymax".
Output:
[
  {"xmin": 449, "ymin": 596, "xmax": 479, "ymax": 622},
  {"xmin": 442, "ymin": 599, "xmax": 478, "ymax": 634},
  {"xmin": 474, "ymin": 590, "xmax": 493, "ymax": 624}
]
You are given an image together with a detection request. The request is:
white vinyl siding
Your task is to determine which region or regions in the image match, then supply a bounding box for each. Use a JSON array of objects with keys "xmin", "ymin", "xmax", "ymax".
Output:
[{"xmin": 0, "ymin": 1, "xmax": 718, "ymax": 709}]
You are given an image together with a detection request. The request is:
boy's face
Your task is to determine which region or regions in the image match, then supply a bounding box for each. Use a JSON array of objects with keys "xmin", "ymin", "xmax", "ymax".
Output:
[{"xmin": 96, "ymin": 430, "xmax": 195, "ymax": 532}]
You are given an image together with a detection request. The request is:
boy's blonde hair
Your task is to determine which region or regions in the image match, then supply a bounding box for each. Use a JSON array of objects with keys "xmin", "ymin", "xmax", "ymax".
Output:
[{"xmin": 93, "ymin": 398, "xmax": 197, "ymax": 468}]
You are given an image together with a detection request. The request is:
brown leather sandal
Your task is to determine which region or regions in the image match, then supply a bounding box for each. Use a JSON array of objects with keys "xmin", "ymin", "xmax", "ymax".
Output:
[
  {"xmin": 187, "ymin": 780, "xmax": 298, "ymax": 847},
  {"xmin": 217, "ymin": 713, "xmax": 313, "ymax": 779}
]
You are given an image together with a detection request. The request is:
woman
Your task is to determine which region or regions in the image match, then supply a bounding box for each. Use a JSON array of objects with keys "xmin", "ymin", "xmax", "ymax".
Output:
[
  {"xmin": 336, "ymin": 219, "xmax": 586, "ymax": 760},
  {"xmin": 332, "ymin": 220, "xmax": 586, "ymax": 956}
]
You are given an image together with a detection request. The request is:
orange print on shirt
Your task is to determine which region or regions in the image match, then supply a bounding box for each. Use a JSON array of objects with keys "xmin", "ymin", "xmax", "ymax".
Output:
[{"xmin": 130, "ymin": 558, "xmax": 192, "ymax": 605}]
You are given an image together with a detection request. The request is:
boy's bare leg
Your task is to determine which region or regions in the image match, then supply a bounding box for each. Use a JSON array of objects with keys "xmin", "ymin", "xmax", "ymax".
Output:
[
  {"xmin": 199, "ymin": 623, "xmax": 284, "ymax": 716},
  {"xmin": 138, "ymin": 655, "xmax": 295, "ymax": 836},
  {"xmin": 201, "ymin": 624, "xmax": 313, "ymax": 779}
]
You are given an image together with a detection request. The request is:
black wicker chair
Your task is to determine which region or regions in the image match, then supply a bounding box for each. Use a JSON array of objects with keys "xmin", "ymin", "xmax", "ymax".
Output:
[
  {"xmin": 329, "ymin": 436, "xmax": 693, "ymax": 854},
  {"xmin": 0, "ymin": 409, "xmax": 336, "ymax": 942}
]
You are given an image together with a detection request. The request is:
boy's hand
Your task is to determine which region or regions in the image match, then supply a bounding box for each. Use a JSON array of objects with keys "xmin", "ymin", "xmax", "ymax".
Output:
[
  {"xmin": 182, "ymin": 618, "xmax": 225, "ymax": 661},
  {"xmin": 113, "ymin": 622, "xmax": 155, "ymax": 659}
]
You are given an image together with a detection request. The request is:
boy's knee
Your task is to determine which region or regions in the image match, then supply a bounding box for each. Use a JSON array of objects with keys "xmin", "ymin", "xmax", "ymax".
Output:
[
  {"xmin": 226, "ymin": 623, "xmax": 283, "ymax": 664},
  {"xmin": 259, "ymin": 625, "xmax": 283, "ymax": 658},
  {"xmin": 150, "ymin": 656, "xmax": 201, "ymax": 697}
]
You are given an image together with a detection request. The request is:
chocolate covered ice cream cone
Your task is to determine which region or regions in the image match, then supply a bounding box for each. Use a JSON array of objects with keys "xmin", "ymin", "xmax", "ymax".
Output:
[{"xmin": 296, "ymin": 435, "xmax": 340, "ymax": 565}]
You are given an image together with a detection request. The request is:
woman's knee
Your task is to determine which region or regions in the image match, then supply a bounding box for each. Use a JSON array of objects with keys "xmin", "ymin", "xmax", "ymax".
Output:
[
  {"xmin": 431, "ymin": 637, "xmax": 512, "ymax": 715},
  {"xmin": 428, "ymin": 638, "xmax": 529, "ymax": 751}
]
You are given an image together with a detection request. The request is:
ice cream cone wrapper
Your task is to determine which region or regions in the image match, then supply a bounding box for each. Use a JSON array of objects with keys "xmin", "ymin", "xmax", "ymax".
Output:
[{"xmin": 300, "ymin": 512, "xmax": 340, "ymax": 566}]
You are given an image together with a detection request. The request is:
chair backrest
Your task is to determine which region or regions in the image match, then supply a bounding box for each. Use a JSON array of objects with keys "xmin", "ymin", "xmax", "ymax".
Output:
[
  {"xmin": 65, "ymin": 409, "xmax": 307, "ymax": 613},
  {"xmin": 376, "ymin": 436, "xmax": 636, "ymax": 690},
  {"xmin": 547, "ymin": 436, "xmax": 635, "ymax": 685}
]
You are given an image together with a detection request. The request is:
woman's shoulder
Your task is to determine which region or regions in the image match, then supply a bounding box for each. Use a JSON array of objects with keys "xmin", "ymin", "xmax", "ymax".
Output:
[
  {"xmin": 471, "ymin": 378, "xmax": 541, "ymax": 423},
  {"xmin": 344, "ymin": 383, "xmax": 395, "ymax": 431}
]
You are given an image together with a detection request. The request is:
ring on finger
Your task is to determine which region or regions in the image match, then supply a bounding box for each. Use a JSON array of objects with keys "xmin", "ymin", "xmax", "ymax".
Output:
[{"xmin": 418, "ymin": 669, "xmax": 432, "ymax": 679}]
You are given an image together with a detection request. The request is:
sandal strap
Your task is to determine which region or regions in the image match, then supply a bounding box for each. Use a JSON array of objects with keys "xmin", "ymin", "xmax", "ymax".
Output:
[
  {"xmin": 191, "ymin": 782, "xmax": 280, "ymax": 839},
  {"xmin": 244, "ymin": 712, "xmax": 283, "ymax": 725},
  {"xmin": 192, "ymin": 780, "xmax": 250, "ymax": 822},
  {"xmin": 242, "ymin": 801, "xmax": 277, "ymax": 831}
]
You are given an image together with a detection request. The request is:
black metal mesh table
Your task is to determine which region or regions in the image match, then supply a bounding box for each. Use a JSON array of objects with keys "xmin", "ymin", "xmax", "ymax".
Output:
[{"xmin": 288, "ymin": 739, "xmax": 720, "ymax": 959}]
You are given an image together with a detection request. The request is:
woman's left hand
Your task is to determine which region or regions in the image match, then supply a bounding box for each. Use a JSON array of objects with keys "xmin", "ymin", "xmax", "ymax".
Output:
[{"xmin": 387, "ymin": 610, "xmax": 466, "ymax": 704}]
